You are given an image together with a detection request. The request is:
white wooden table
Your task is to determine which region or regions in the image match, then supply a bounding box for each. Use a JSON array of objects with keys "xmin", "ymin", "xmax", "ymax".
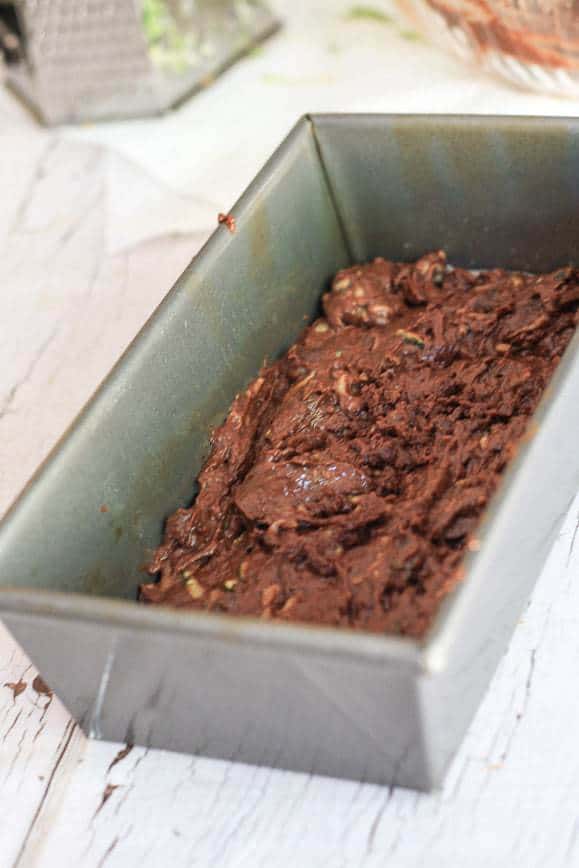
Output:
[{"xmin": 2, "ymin": 8, "xmax": 579, "ymax": 863}]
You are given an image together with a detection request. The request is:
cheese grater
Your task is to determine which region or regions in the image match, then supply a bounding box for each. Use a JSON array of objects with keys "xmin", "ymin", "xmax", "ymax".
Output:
[{"xmin": 0, "ymin": 0, "xmax": 280, "ymax": 124}]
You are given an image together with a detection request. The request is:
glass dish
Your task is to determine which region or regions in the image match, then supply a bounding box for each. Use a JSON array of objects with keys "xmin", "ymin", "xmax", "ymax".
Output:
[{"xmin": 396, "ymin": 0, "xmax": 579, "ymax": 96}]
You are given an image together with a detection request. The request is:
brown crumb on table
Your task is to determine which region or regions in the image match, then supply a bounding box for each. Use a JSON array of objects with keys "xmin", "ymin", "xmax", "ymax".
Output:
[
  {"xmin": 32, "ymin": 675, "xmax": 52, "ymax": 698},
  {"xmin": 4, "ymin": 679, "xmax": 27, "ymax": 700},
  {"xmin": 218, "ymin": 212, "xmax": 236, "ymax": 233},
  {"xmin": 140, "ymin": 252, "xmax": 578, "ymax": 638}
]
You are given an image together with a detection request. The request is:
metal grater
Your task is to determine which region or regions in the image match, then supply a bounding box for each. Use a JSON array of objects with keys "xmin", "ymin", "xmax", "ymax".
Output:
[{"xmin": 0, "ymin": 0, "xmax": 280, "ymax": 125}]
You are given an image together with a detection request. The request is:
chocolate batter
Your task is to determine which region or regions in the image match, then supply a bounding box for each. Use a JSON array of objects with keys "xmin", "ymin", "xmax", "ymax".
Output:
[{"xmin": 141, "ymin": 252, "xmax": 578, "ymax": 637}]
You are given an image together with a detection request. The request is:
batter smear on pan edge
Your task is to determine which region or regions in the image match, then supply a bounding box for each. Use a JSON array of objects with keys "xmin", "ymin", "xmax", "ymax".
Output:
[{"xmin": 141, "ymin": 252, "xmax": 579, "ymax": 637}]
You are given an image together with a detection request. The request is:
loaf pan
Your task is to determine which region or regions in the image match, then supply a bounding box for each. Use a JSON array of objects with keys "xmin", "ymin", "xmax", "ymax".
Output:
[{"xmin": 1, "ymin": 115, "xmax": 578, "ymax": 791}]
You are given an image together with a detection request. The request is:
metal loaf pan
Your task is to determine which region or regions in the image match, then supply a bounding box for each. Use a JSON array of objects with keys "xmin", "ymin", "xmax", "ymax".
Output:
[{"xmin": 1, "ymin": 115, "xmax": 579, "ymax": 791}]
